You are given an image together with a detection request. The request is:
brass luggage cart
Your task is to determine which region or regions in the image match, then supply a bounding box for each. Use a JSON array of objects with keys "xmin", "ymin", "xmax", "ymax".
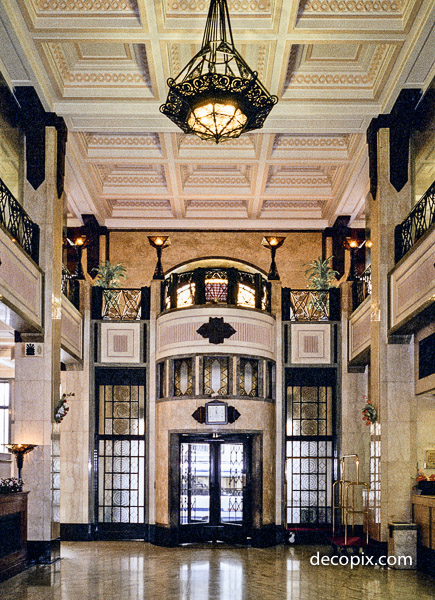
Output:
[{"xmin": 332, "ymin": 454, "xmax": 369, "ymax": 546}]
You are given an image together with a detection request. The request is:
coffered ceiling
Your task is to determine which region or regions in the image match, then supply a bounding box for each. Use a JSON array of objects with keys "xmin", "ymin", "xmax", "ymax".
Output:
[{"xmin": 0, "ymin": 0, "xmax": 434, "ymax": 229}]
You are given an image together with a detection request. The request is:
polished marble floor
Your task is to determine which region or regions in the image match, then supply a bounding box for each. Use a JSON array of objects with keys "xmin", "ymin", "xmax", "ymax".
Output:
[{"xmin": 0, "ymin": 542, "xmax": 434, "ymax": 600}]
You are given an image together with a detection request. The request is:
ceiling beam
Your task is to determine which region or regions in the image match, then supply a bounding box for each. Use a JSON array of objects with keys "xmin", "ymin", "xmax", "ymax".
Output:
[{"xmin": 247, "ymin": 134, "xmax": 274, "ymax": 219}]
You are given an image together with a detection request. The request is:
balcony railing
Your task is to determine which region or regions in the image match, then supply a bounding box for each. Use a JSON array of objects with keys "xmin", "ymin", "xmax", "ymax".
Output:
[
  {"xmin": 91, "ymin": 286, "xmax": 150, "ymax": 320},
  {"xmin": 0, "ymin": 177, "xmax": 40, "ymax": 264},
  {"xmin": 352, "ymin": 264, "xmax": 371, "ymax": 312},
  {"xmin": 282, "ymin": 288, "xmax": 340, "ymax": 321},
  {"xmin": 162, "ymin": 267, "xmax": 271, "ymax": 313},
  {"xmin": 394, "ymin": 180, "xmax": 435, "ymax": 263},
  {"xmin": 61, "ymin": 265, "xmax": 80, "ymax": 311}
]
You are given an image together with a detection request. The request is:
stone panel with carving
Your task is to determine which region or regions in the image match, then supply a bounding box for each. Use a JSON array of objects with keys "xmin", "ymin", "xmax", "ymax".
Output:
[
  {"xmin": 0, "ymin": 227, "xmax": 42, "ymax": 331},
  {"xmin": 390, "ymin": 229, "xmax": 435, "ymax": 333},
  {"xmin": 156, "ymin": 307, "xmax": 275, "ymax": 360}
]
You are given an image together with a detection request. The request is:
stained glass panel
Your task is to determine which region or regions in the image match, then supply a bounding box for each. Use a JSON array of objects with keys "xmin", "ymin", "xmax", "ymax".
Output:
[
  {"xmin": 203, "ymin": 356, "xmax": 229, "ymax": 395},
  {"xmin": 239, "ymin": 358, "xmax": 258, "ymax": 397},
  {"xmin": 174, "ymin": 358, "xmax": 193, "ymax": 396},
  {"xmin": 177, "ymin": 283, "xmax": 196, "ymax": 307},
  {"xmin": 237, "ymin": 283, "xmax": 255, "ymax": 308},
  {"xmin": 205, "ymin": 271, "xmax": 228, "ymax": 303}
]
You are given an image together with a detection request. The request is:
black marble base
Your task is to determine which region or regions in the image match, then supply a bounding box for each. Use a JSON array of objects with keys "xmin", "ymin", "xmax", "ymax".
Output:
[
  {"xmin": 60, "ymin": 523, "xmax": 94, "ymax": 541},
  {"xmin": 251, "ymin": 525, "xmax": 285, "ymax": 547},
  {"xmin": 417, "ymin": 546, "xmax": 435, "ymax": 574},
  {"xmin": 149, "ymin": 525, "xmax": 178, "ymax": 547},
  {"xmin": 27, "ymin": 538, "xmax": 61, "ymax": 564}
]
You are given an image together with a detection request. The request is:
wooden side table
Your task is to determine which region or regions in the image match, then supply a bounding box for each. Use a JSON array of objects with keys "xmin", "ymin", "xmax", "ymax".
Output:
[{"xmin": 0, "ymin": 492, "xmax": 29, "ymax": 581}]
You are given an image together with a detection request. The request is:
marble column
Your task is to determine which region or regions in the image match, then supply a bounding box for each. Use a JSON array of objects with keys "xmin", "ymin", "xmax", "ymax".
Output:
[
  {"xmin": 369, "ymin": 127, "xmax": 417, "ymax": 541},
  {"xmin": 270, "ymin": 280, "xmax": 282, "ymax": 529},
  {"xmin": 146, "ymin": 279, "xmax": 160, "ymax": 529},
  {"xmin": 13, "ymin": 126, "xmax": 63, "ymax": 562},
  {"xmin": 339, "ymin": 281, "xmax": 369, "ymax": 523},
  {"xmin": 60, "ymin": 281, "xmax": 91, "ymax": 529}
]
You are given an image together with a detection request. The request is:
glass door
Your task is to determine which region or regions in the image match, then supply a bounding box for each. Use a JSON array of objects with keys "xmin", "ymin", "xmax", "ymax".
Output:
[{"xmin": 179, "ymin": 435, "xmax": 251, "ymax": 543}]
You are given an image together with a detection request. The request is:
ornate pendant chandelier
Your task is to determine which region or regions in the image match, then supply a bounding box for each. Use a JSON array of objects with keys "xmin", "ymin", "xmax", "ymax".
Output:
[{"xmin": 160, "ymin": 0, "xmax": 278, "ymax": 144}]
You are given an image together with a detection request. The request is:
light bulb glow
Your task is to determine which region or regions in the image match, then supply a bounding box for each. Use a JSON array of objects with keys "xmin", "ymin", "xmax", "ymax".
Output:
[{"xmin": 188, "ymin": 101, "xmax": 247, "ymax": 142}]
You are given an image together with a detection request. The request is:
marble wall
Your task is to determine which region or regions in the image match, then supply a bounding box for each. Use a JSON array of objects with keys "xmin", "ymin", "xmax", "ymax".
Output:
[
  {"xmin": 340, "ymin": 283, "xmax": 370, "ymax": 525},
  {"xmin": 60, "ymin": 283, "xmax": 91, "ymax": 524},
  {"xmin": 107, "ymin": 231, "xmax": 323, "ymax": 289},
  {"xmin": 0, "ymin": 457, "xmax": 11, "ymax": 478},
  {"xmin": 12, "ymin": 127, "xmax": 63, "ymax": 548}
]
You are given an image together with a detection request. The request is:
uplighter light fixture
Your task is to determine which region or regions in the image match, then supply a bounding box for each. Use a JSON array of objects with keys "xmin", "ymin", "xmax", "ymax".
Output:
[
  {"xmin": 262, "ymin": 236, "xmax": 285, "ymax": 281},
  {"xmin": 148, "ymin": 236, "xmax": 171, "ymax": 280},
  {"xmin": 6, "ymin": 444, "xmax": 37, "ymax": 480},
  {"xmin": 160, "ymin": 0, "xmax": 278, "ymax": 144}
]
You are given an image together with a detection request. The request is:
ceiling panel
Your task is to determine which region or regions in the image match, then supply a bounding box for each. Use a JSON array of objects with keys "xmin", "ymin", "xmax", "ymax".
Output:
[{"xmin": 1, "ymin": 0, "xmax": 433, "ymax": 229}]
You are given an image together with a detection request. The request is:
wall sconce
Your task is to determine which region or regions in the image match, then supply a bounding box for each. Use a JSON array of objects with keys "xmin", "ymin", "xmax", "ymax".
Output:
[
  {"xmin": 344, "ymin": 237, "xmax": 364, "ymax": 282},
  {"xmin": 148, "ymin": 236, "xmax": 171, "ymax": 280},
  {"xmin": 72, "ymin": 235, "xmax": 87, "ymax": 280},
  {"xmin": 6, "ymin": 444, "xmax": 37, "ymax": 480},
  {"xmin": 262, "ymin": 236, "xmax": 285, "ymax": 281}
]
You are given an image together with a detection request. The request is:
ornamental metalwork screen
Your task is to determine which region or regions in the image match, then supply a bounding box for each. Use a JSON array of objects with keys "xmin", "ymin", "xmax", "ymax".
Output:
[
  {"xmin": 352, "ymin": 264, "xmax": 371, "ymax": 312},
  {"xmin": 102, "ymin": 289, "xmax": 142, "ymax": 320},
  {"xmin": 0, "ymin": 177, "xmax": 40, "ymax": 263},
  {"xmin": 285, "ymin": 370, "xmax": 336, "ymax": 526},
  {"xmin": 394, "ymin": 180, "xmax": 435, "ymax": 262},
  {"xmin": 95, "ymin": 369, "xmax": 146, "ymax": 528}
]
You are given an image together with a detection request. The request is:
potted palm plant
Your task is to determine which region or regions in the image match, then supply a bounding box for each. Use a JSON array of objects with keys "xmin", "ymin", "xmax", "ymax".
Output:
[
  {"xmin": 303, "ymin": 256, "xmax": 338, "ymax": 319},
  {"xmin": 92, "ymin": 261, "xmax": 127, "ymax": 318},
  {"xmin": 92, "ymin": 261, "xmax": 127, "ymax": 288}
]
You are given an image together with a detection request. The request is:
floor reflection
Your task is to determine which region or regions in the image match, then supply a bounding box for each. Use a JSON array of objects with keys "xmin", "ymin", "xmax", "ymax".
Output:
[{"xmin": 0, "ymin": 542, "xmax": 433, "ymax": 600}]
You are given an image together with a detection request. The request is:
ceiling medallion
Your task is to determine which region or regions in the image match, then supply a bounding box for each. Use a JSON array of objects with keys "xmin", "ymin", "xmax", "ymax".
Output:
[{"xmin": 160, "ymin": 0, "xmax": 278, "ymax": 144}]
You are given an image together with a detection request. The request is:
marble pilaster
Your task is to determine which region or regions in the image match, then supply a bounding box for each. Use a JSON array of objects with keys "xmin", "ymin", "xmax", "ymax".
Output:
[
  {"xmin": 270, "ymin": 280, "xmax": 282, "ymax": 527},
  {"xmin": 340, "ymin": 281, "xmax": 369, "ymax": 524},
  {"xmin": 146, "ymin": 279, "xmax": 161, "ymax": 527},
  {"xmin": 60, "ymin": 281, "xmax": 91, "ymax": 524},
  {"xmin": 369, "ymin": 127, "xmax": 417, "ymax": 541},
  {"xmin": 13, "ymin": 127, "xmax": 63, "ymax": 559}
]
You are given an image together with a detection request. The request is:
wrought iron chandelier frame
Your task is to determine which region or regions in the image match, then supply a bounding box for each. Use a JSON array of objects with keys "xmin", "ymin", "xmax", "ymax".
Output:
[{"xmin": 159, "ymin": 0, "xmax": 278, "ymax": 143}]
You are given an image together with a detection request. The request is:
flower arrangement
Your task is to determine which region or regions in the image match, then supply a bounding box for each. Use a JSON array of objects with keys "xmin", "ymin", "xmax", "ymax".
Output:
[
  {"xmin": 54, "ymin": 392, "xmax": 74, "ymax": 423},
  {"xmin": 416, "ymin": 467, "xmax": 435, "ymax": 483},
  {"xmin": 416, "ymin": 467, "xmax": 435, "ymax": 495},
  {"xmin": 0, "ymin": 477, "xmax": 23, "ymax": 494},
  {"xmin": 362, "ymin": 396, "xmax": 377, "ymax": 425}
]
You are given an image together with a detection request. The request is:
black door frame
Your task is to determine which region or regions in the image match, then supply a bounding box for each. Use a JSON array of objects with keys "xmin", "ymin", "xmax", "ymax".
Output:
[{"xmin": 172, "ymin": 433, "xmax": 254, "ymax": 544}]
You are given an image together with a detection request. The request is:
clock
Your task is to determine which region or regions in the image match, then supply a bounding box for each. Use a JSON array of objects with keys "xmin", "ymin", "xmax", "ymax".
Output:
[{"xmin": 205, "ymin": 401, "xmax": 228, "ymax": 425}]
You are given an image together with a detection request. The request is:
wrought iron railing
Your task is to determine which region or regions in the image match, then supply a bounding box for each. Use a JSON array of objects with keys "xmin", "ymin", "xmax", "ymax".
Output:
[
  {"xmin": 352, "ymin": 264, "xmax": 371, "ymax": 312},
  {"xmin": 91, "ymin": 286, "xmax": 150, "ymax": 320},
  {"xmin": 162, "ymin": 267, "xmax": 271, "ymax": 313},
  {"xmin": 0, "ymin": 177, "xmax": 40, "ymax": 264},
  {"xmin": 61, "ymin": 264, "xmax": 80, "ymax": 311},
  {"xmin": 395, "ymin": 180, "xmax": 435, "ymax": 263},
  {"xmin": 282, "ymin": 288, "xmax": 341, "ymax": 321}
]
